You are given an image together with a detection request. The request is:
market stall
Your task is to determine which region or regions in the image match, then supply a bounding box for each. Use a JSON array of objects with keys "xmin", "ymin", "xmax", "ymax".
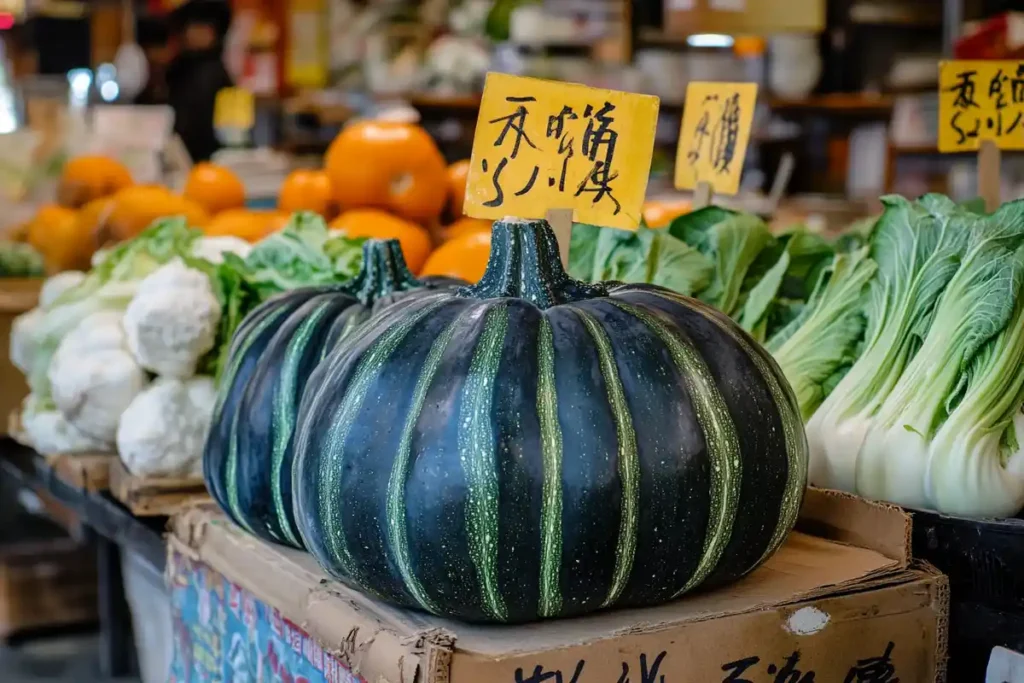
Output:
[
  {"xmin": 7, "ymin": 26, "xmax": 1024, "ymax": 678},
  {"xmin": 167, "ymin": 490, "xmax": 946, "ymax": 683}
]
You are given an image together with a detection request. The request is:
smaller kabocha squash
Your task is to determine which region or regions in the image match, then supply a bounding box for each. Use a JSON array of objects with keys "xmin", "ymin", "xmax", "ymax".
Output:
[
  {"xmin": 203, "ymin": 239, "xmax": 464, "ymax": 548},
  {"xmin": 290, "ymin": 218, "xmax": 808, "ymax": 624}
]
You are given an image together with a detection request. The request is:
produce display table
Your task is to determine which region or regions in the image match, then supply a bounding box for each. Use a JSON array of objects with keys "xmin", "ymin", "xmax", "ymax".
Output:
[
  {"xmin": 0, "ymin": 437, "xmax": 165, "ymax": 677},
  {"xmin": 167, "ymin": 491, "xmax": 948, "ymax": 683}
]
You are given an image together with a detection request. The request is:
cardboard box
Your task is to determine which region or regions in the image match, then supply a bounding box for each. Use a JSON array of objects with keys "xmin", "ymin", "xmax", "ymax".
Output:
[
  {"xmin": 664, "ymin": 0, "xmax": 825, "ymax": 36},
  {"xmin": 170, "ymin": 489, "xmax": 948, "ymax": 683}
]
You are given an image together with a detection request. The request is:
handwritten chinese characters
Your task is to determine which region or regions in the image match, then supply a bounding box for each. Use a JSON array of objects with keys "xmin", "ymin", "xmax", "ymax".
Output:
[
  {"xmin": 721, "ymin": 641, "xmax": 900, "ymax": 683},
  {"xmin": 939, "ymin": 60, "xmax": 1024, "ymax": 152},
  {"xmin": 675, "ymin": 81, "xmax": 758, "ymax": 196},
  {"xmin": 465, "ymin": 73, "xmax": 660, "ymax": 230},
  {"xmin": 506, "ymin": 642, "xmax": 902, "ymax": 683},
  {"xmin": 514, "ymin": 652, "xmax": 667, "ymax": 683}
]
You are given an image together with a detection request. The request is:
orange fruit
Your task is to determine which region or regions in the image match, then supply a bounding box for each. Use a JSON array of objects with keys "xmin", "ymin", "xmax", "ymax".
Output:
[
  {"xmin": 57, "ymin": 156, "xmax": 134, "ymax": 208},
  {"xmin": 183, "ymin": 162, "xmax": 246, "ymax": 215},
  {"xmin": 421, "ymin": 230, "xmax": 491, "ymax": 284},
  {"xmin": 324, "ymin": 121, "xmax": 448, "ymax": 223},
  {"xmin": 443, "ymin": 217, "xmax": 492, "ymax": 242},
  {"xmin": 278, "ymin": 169, "xmax": 335, "ymax": 217},
  {"xmin": 446, "ymin": 159, "xmax": 470, "ymax": 218},
  {"xmin": 205, "ymin": 209, "xmax": 288, "ymax": 242},
  {"xmin": 27, "ymin": 204, "xmax": 94, "ymax": 272},
  {"xmin": 330, "ymin": 209, "xmax": 433, "ymax": 274},
  {"xmin": 643, "ymin": 198, "xmax": 692, "ymax": 228},
  {"xmin": 101, "ymin": 186, "xmax": 209, "ymax": 243}
]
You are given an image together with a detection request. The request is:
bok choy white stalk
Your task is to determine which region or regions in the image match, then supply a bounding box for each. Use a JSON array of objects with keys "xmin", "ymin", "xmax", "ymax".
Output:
[
  {"xmin": 925, "ymin": 277, "xmax": 1024, "ymax": 518},
  {"xmin": 806, "ymin": 195, "xmax": 969, "ymax": 492},
  {"xmin": 855, "ymin": 201, "xmax": 1024, "ymax": 508}
]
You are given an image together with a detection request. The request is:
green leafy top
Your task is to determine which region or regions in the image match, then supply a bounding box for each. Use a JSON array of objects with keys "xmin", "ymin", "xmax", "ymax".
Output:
[
  {"xmin": 768, "ymin": 248, "xmax": 877, "ymax": 420},
  {"xmin": 0, "ymin": 241, "xmax": 45, "ymax": 277},
  {"xmin": 568, "ymin": 222, "xmax": 714, "ymax": 296},
  {"xmin": 223, "ymin": 211, "xmax": 367, "ymax": 299}
]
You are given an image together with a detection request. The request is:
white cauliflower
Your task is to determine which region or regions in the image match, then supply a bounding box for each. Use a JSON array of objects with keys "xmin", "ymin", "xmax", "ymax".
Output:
[
  {"xmin": 20, "ymin": 394, "xmax": 111, "ymax": 454},
  {"xmin": 10, "ymin": 271, "xmax": 89, "ymax": 374},
  {"xmin": 39, "ymin": 271, "xmax": 87, "ymax": 309},
  {"xmin": 117, "ymin": 376, "xmax": 217, "ymax": 477},
  {"xmin": 49, "ymin": 310, "xmax": 148, "ymax": 443},
  {"xmin": 10, "ymin": 308, "xmax": 43, "ymax": 374},
  {"xmin": 122, "ymin": 259, "xmax": 222, "ymax": 378},
  {"xmin": 192, "ymin": 236, "xmax": 252, "ymax": 264}
]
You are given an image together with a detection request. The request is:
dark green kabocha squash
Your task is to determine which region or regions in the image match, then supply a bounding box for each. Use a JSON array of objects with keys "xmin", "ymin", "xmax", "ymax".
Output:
[
  {"xmin": 203, "ymin": 239, "xmax": 464, "ymax": 549},
  {"xmin": 290, "ymin": 218, "xmax": 809, "ymax": 624}
]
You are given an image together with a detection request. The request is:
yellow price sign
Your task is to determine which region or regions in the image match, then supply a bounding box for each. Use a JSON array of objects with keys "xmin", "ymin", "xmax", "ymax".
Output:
[
  {"xmin": 214, "ymin": 87, "xmax": 255, "ymax": 131},
  {"xmin": 674, "ymin": 81, "xmax": 758, "ymax": 196},
  {"xmin": 938, "ymin": 60, "xmax": 1024, "ymax": 153},
  {"xmin": 465, "ymin": 73, "xmax": 660, "ymax": 231}
]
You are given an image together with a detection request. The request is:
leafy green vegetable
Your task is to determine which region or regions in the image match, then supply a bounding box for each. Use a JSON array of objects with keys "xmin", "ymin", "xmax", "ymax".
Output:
[
  {"xmin": 568, "ymin": 223, "xmax": 713, "ymax": 296},
  {"xmin": 669, "ymin": 211, "xmax": 775, "ymax": 316},
  {"xmin": 959, "ymin": 197, "xmax": 988, "ymax": 214},
  {"xmin": 738, "ymin": 230, "xmax": 834, "ymax": 340},
  {"xmin": 226, "ymin": 212, "xmax": 366, "ymax": 299},
  {"xmin": 0, "ymin": 242, "xmax": 44, "ymax": 277},
  {"xmin": 927, "ymin": 258, "xmax": 1024, "ymax": 517},
  {"xmin": 833, "ymin": 216, "xmax": 877, "ymax": 254},
  {"xmin": 856, "ymin": 199, "xmax": 1024, "ymax": 507},
  {"xmin": 768, "ymin": 248, "xmax": 876, "ymax": 420},
  {"xmin": 805, "ymin": 195, "xmax": 971, "ymax": 492}
]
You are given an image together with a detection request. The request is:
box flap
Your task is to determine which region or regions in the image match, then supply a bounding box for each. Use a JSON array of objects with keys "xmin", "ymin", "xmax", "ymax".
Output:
[
  {"xmin": 170, "ymin": 498, "xmax": 909, "ymax": 680},
  {"xmin": 797, "ymin": 487, "xmax": 912, "ymax": 566}
]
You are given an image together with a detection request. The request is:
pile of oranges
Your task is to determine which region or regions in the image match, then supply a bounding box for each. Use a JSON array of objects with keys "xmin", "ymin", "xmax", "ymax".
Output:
[
  {"xmin": 321, "ymin": 119, "xmax": 490, "ymax": 282},
  {"xmin": 23, "ymin": 120, "xmax": 494, "ymax": 281},
  {"xmin": 22, "ymin": 119, "xmax": 691, "ymax": 280}
]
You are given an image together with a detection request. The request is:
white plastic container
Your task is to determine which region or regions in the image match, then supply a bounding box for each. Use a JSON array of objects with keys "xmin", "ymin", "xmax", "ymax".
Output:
[{"xmin": 121, "ymin": 549, "xmax": 172, "ymax": 683}]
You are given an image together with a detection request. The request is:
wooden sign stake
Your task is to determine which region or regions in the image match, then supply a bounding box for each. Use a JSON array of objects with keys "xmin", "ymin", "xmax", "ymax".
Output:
[
  {"xmin": 546, "ymin": 208, "xmax": 574, "ymax": 270},
  {"xmin": 978, "ymin": 139, "xmax": 1001, "ymax": 214},
  {"xmin": 693, "ymin": 181, "xmax": 713, "ymax": 210}
]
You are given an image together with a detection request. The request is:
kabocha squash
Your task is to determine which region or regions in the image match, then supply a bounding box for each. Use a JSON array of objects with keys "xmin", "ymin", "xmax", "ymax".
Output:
[
  {"xmin": 203, "ymin": 239, "xmax": 464, "ymax": 548},
  {"xmin": 291, "ymin": 218, "xmax": 809, "ymax": 623}
]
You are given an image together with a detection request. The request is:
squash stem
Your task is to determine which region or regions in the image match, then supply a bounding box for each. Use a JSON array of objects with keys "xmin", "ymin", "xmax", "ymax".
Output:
[
  {"xmin": 349, "ymin": 239, "xmax": 421, "ymax": 306},
  {"xmin": 462, "ymin": 218, "xmax": 606, "ymax": 308}
]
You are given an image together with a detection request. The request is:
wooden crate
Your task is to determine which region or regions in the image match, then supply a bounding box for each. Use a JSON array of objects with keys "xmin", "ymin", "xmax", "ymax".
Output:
[
  {"xmin": 0, "ymin": 537, "xmax": 97, "ymax": 638},
  {"xmin": 0, "ymin": 279, "xmax": 41, "ymax": 437},
  {"xmin": 109, "ymin": 458, "xmax": 209, "ymax": 517},
  {"xmin": 44, "ymin": 452, "xmax": 117, "ymax": 493}
]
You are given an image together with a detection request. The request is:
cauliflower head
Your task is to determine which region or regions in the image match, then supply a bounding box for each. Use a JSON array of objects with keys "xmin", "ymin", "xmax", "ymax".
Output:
[
  {"xmin": 39, "ymin": 271, "xmax": 87, "ymax": 309},
  {"xmin": 10, "ymin": 308, "xmax": 43, "ymax": 375},
  {"xmin": 10, "ymin": 271, "xmax": 90, "ymax": 375},
  {"xmin": 123, "ymin": 259, "xmax": 222, "ymax": 378},
  {"xmin": 20, "ymin": 394, "xmax": 111, "ymax": 454},
  {"xmin": 117, "ymin": 376, "xmax": 217, "ymax": 477},
  {"xmin": 48, "ymin": 310, "xmax": 148, "ymax": 443}
]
